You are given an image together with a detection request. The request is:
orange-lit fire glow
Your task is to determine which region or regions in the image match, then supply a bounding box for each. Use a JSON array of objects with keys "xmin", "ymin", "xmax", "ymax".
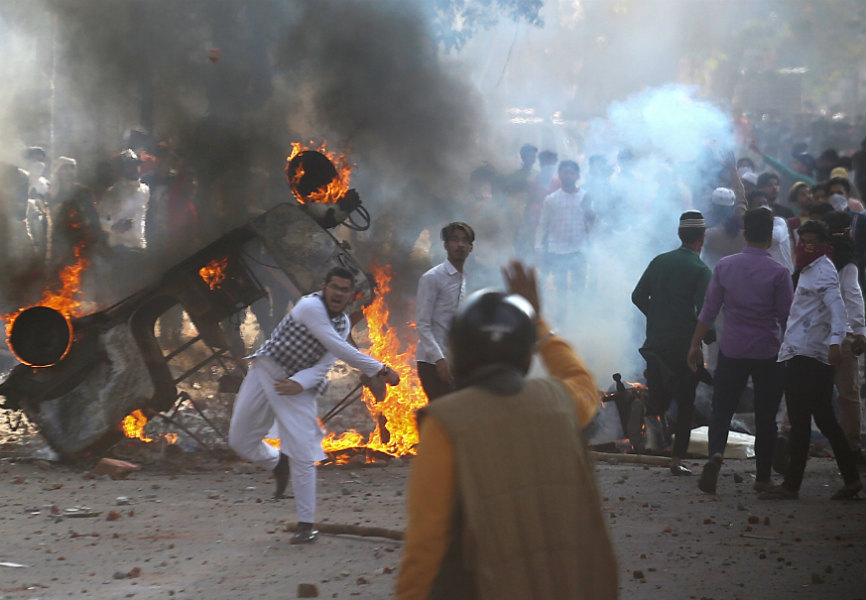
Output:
[
  {"xmin": 122, "ymin": 409, "xmax": 178, "ymax": 444},
  {"xmin": 321, "ymin": 264, "xmax": 427, "ymax": 459},
  {"xmin": 123, "ymin": 410, "xmax": 153, "ymax": 442},
  {"xmin": 2, "ymin": 242, "xmax": 90, "ymax": 340},
  {"xmin": 603, "ymin": 380, "xmax": 651, "ymax": 453},
  {"xmin": 199, "ymin": 256, "xmax": 229, "ymax": 291},
  {"xmin": 287, "ymin": 140, "xmax": 354, "ymax": 205}
]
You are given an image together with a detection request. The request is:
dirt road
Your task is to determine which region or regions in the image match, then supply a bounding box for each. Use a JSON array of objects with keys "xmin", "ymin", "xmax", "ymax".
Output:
[{"xmin": 1, "ymin": 447, "xmax": 863, "ymax": 600}]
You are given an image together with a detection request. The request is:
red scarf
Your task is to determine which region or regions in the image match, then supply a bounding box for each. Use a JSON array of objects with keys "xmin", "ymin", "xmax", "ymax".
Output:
[{"xmin": 794, "ymin": 241, "xmax": 834, "ymax": 271}]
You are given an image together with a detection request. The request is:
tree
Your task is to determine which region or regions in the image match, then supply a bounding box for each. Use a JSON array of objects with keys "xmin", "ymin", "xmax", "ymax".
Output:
[{"xmin": 430, "ymin": 0, "xmax": 544, "ymax": 51}]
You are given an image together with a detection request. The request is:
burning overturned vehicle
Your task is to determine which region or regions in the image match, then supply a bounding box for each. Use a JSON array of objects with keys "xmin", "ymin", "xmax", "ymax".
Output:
[
  {"xmin": 0, "ymin": 144, "xmax": 385, "ymax": 462},
  {"xmin": 1, "ymin": 139, "xmax": 735, "ymax": 469}
]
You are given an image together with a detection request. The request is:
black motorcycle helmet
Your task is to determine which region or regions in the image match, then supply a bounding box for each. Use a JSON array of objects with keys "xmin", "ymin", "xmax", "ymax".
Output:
[{"xmin": 449, "ymin": 289, "xmax": 537, "ymax": 384}]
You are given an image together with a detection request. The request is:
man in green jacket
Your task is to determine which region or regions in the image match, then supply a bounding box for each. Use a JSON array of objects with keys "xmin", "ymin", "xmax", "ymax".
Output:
[{"xmin": 632, "ymin": 210, "xmax": 713, "ymax": 475}]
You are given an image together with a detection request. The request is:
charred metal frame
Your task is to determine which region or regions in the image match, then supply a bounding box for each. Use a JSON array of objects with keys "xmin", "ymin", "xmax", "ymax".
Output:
[{"xmin": 0, "ymin": 202, "xmax": 374, "ymax": 461}]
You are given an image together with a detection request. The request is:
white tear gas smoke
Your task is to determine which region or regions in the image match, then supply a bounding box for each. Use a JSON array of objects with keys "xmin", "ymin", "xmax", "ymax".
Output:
[
  {"xmin": 567, "ymin": 85, "xmax": 734, "ymax": 383},
  {"xmin": 415, "ymin": 83, "xmax": 734, "ymax": 386}
]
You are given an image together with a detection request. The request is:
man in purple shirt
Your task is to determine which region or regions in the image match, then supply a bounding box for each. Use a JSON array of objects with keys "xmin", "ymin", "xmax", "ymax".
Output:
[{"xmin": 688, "ymin": 208, "xmax": 794, "ymax": 494}]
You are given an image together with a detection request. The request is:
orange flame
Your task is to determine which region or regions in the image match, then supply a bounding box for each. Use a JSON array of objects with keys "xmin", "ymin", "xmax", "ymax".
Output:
[
  {"xmin": 199, "ymin": 256, "xmax": 229, "ymax": 290},
  {"xmin": 122, "ymin": 410, "xmax": 178, "ymax": 444},
  {"xmin": 122, "ymin": 410, "xmax": 153, "ymax": 442},
  {"xmin": 321, "ymin": 264, "xmax": 427, "ymax": 459},
  {"xmin": 2, "ymin": 242, "xmax": 90, "ymax": 339},
  {"xmin": 287, "ymin": 140, "xmax": 354, "ymax": 205}
]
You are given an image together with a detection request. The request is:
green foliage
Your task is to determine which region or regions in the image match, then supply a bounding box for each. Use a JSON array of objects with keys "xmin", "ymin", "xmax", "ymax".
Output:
[{"xmin": 431, "ymin": 0, "xmax": 544, "ymax": 51}]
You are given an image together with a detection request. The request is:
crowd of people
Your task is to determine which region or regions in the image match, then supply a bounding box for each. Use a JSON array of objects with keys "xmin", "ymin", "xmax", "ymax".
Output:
[
  {"xmin": 398, "ymin": 131, "xmax": 865, "ymax": 595},
  {"xmin": 0, "ymin": 130, "xmax": 229, "ymax": 371},
  {"xmin": 495, "ymin": 129, "xmax": 866, "ymax": 470},
  {"xmin": 2, "ymin": 113, "xmax": 866, "ymax": 596},
  {"xmin": 0, "ymin": 130, "xmax": 201, "ymax": 312}
]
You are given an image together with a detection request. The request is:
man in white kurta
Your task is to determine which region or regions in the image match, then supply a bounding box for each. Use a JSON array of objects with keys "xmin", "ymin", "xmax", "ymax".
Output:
[
  {"xmin": 99, "ymin": 150, "xmax": 149, "ymax": 250},
  {"xmin": 229, "ymin": 267, "xmax": 399, "ymax": 543}
]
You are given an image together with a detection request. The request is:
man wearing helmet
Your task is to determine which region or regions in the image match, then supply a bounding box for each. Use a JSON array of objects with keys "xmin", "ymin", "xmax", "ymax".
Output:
[{"xmin": 397, "ymin": 261, "xmax": 618, "ymax": 600}]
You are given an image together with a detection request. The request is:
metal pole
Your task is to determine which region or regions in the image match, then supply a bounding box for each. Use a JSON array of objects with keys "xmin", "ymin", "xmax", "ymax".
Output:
[{"xmin": 49, "ymin": 8, "xmax": 57, "ymax": 156}]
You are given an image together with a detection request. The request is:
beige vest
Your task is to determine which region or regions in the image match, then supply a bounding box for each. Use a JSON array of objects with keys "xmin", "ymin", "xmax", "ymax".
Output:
[{"xmin": 423, "ymin": 378, "xmax": 619, "ymax": 600}]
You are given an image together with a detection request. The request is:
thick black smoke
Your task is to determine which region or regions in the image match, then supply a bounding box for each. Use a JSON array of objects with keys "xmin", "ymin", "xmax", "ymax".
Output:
[{"xmin": 0, "ymin": 0, "xmax": 483, "ymax": 311}]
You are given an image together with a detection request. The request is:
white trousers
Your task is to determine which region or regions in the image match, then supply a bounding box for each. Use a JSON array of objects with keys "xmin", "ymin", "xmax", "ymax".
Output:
[{"xmin": 229, "ymin": 357, "xmax": 319, "ymax": 522}]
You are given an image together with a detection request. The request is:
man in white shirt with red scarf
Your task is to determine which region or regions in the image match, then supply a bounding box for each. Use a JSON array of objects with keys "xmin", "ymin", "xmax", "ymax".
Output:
[{"xmin": 760, "ymin": 219, "xmax": 862, "ymax": 500}]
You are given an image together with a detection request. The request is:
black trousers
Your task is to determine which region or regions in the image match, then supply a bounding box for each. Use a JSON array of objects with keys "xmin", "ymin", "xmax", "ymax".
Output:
[
  {"xmin": 417, "ymin": 361, "xmax": 453, "ymax": 402},
  {"xmin": 709, "ymin": 351, "xmax": 783, "ymax": 482},
  {"xmin": 782, "ymin": 355, "xmax": 860, "ymax": 491},
  {"xmin": 643, "ymin": 352, "xmax": 699, "ymax": 459}
]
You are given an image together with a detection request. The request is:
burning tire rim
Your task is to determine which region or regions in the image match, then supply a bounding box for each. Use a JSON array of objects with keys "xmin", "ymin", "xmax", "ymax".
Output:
[
  {"xmin": 8, "ymin": 306, "xmax": 73, "ymax": 367},
  {"xmin": 286, "ymin": 150, "xmax": 339, "ymax": 203}
]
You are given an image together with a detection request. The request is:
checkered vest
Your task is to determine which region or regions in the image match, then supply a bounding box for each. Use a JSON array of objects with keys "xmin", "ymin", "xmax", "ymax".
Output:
[{"xmin": 252, "ymin": 293, "xmax": 349, "ymax": 394}]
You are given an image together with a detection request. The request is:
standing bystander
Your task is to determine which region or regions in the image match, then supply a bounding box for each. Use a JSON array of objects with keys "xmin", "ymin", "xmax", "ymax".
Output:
[
  {"xmin": 98, "ymin": 150, "xmax": 150, "ymax": 251},
  {"xmin": 688, "ymin": 208, "xmax": 793, "ymax": 494},
  {"xmin": 756, "ymin": 171, "xmax": 794, "ymax": 219},
  {"xmin": 22, "ymin": 147, "xmax": 51, "ymax": 268},
  {"xmin": 48, "ymin": 156, "xmax": 103, "ymax": 270},
  {"xmin": 824, "ymin": 211, "xmax": 866, "ymax": 465},
  {"xmin": 534, "ymin": 160, "xmax": 594, "ymax": 319},
  {"xmin": 415, "ymin": 222, "xmax": 474, "ymax": 402},
  {"xmin": 632, "ymin": 211, "xmax": 713, "ymax": 475},
  {"xmin": 759, "ymin": 219, "xmax": 863, "ymax": 500}
]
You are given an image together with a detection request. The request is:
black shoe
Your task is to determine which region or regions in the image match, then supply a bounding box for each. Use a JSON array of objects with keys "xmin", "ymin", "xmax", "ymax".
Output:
[
  {"xmin": 698, "ymin": 455, "xmax": 722, "ymax": 494},
  {"xmin": 854, "ymin": 449, "xmax": 865, "ymax": 466},
  {"xmin": 758, "ymin": 485, "xmax": 799, "ymax": 500},
  {"xmin": 273, "ymin": 453, "xmax": 290, "ymax": 499},
  {"xmin": 752, "ymin": 480, "xmax": 773, "ymax": 493},
  {"xmin": 670, "ymin": 464, "xmax": 692, "ymax": 476},
  {"xmin": 830, "ymin": 480, "xmax": 863, "ymax": 500},
  {"xmin": 291, "ymin": 522, "xmax": 319, "ymax": 544}
]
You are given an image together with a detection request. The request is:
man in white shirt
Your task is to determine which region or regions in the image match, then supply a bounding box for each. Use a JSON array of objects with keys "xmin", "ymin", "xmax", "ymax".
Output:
[
  {"xmin": 534, "ymin": 160, "xmax": 594, "ymax": 319},
  {"xmin": 824, "ymin": 210, "xmax": 866, "ymax": 465},
  {"xmin": 746, "ymin": 189, "xmax": 793, "ymax": 273},
  {"xmin": 415, "ymin": 222, "xmax": 474, "ymax": 401},
  {"xmin": 760, "ymin": 220, "xmax": 862, "ymax": 500},
  {"xmin": 229, "ymin": 266, "xmax": 400, "ymax": 543},
  {"xmin": 96, "ymin": 150, "xmax": 150, "ymax": 300},
  {"xmin": 99, "ymin": 150, "xmax": 150, "ymax": 251}
]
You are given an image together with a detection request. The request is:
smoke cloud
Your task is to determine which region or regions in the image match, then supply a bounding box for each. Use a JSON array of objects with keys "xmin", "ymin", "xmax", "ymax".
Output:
[
  {"xmin": 0, "ymin": 0, "xmax": 482, "ymax": 311},
  {"xmin": 1, "ymin": 0, "xmax": 863, "ymax": 386},
  {"xmin": 576, "ymin": 85, "xmax": 734, "ymax": 382}
]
